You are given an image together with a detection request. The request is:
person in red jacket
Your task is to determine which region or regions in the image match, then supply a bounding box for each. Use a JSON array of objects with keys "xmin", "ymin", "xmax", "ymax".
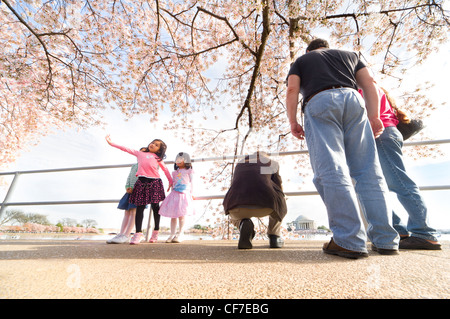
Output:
[{"xmin": 359, "ymin": 86, "xmax": 441, "ymax": 250}]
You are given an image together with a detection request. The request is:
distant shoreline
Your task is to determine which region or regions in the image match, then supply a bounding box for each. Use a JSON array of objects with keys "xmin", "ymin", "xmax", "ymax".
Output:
[
  {"xmin": 2, "ymin": 231, "xmax": 449, "ymax": 242},
  {"xmin": 0, "ymin": 232, "xmax": 108, "ymax": 240},
  {"xmin": 0, "ymin": 231, "xmax": 333, "ymax": 242},
  {"xmin": 0, "ymin": 231, "xmax": 213, "ymax": 241}
]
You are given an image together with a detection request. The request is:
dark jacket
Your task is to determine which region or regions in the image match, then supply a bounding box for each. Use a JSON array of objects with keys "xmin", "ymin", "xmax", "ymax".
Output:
[{"xmin": 222, "ymin": 154, "xmax": 287, "ymax": 222}]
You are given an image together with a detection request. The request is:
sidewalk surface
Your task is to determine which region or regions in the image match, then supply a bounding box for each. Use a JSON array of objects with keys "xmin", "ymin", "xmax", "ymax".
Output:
[{"xmin": 0, "ymin": 239, "xmax": 448, "ymax": 299}]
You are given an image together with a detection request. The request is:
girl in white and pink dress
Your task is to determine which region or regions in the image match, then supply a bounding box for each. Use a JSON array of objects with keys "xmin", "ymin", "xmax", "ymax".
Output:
[{"xmin": 159, "ymin": 152, "xmax": 196, "ymax": 243}]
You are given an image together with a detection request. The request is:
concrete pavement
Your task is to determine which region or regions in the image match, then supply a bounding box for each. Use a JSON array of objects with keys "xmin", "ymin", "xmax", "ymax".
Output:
[{"xmin": 0, "ymin": 239, "xmax": 448, "ymax": 299}]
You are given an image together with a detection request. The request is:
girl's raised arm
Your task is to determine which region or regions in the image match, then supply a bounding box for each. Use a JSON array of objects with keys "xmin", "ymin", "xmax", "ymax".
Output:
[
  {"xmin": 105, "ymin": 135, "xmax": 139, "ymax": 157},
  {"xmin": 105, "ymin": 134, "xmax": 113, "ymax": 145}
]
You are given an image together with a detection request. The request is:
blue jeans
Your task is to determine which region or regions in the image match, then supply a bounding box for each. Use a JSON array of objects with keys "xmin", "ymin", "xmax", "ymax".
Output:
[
  {"xmin": 304, "ymin": 88, "xmax": 399, "ymax": 252},
  {"xmin": 375, "ymin": 126, "xmax": 439, "ymax": 241}
]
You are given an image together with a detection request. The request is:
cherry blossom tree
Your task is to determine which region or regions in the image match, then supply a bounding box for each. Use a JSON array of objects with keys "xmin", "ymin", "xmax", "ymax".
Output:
[{"xmin": 1, "ymin": 0, "xmax": 449, "ymax": 175}]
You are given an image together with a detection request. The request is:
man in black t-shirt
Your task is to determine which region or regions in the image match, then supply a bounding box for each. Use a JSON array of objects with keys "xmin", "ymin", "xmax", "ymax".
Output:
[{"xmin": 286, "ymin": 38, "xmax": 399, "ymax": 259}]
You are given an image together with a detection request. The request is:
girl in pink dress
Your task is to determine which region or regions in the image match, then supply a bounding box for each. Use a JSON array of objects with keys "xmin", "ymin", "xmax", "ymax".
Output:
[{"xmin": 159, "ymin": 152, "xmax": 196, "ymax": 243}]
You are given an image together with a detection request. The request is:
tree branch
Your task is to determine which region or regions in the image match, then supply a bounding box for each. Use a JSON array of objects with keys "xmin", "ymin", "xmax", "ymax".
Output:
[
  {"xmin": 197, "ymin": 7, "xmax": 257, "ymax": 56},
  {"xmin": 2, "ymin": 0, "xmax": 53, "ymax": 89}
]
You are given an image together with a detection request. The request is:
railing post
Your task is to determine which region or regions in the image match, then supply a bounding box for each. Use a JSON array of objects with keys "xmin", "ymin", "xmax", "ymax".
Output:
[
  {"xmin": 145, "ymin": 207, "xmax": 153, "ymax": 242},
  {"xmin": 0, "ymin": 172, "xmax": 20, "ymax": 219}
]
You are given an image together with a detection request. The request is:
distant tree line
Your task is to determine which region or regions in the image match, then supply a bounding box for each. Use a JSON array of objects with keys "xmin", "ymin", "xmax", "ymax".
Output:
[{"xmin": 0, "ymin": 209, "xmax": 98, "ymax": 229}]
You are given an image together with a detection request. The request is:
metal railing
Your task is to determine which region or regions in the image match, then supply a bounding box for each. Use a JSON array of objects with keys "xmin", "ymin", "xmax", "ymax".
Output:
[{"xmin": 2, "ymin": 139, "xmax": 450, "ymax": 219}]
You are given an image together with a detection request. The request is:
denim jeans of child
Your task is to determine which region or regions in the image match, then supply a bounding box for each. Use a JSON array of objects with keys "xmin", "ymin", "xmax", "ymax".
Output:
[
  {"xmin": 375, "ymin": 126, "xmax": 439, "ymax": 241},
  {"xmin": 304, "ymin": 88, "xmax": 399, "ymax": 252}
]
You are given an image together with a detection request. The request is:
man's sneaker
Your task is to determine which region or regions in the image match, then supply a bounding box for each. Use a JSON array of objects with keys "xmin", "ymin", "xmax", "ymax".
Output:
[
  {"xmin": 323, "ymin": 238, "xmax": 368, "ymax": 259},
  {"xmin": 269, "ymin": 235, "xmax": 284, "ymax": 248},
  {"xmin": 399, "ymin": 236, "xmax": 442, "ymax": 250},
  {"xmin": 130, "ymin": 232, "xmax": 144, "ymax": 245},
  {"xmin": 371, "ymin": 245, "xmax": 399, "ymax": 255}
]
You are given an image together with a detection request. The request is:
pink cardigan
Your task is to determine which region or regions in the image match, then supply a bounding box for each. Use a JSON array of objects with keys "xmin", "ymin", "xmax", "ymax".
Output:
[
  {"xmin": 110, "ymin": 142, "xmax": 173, "ymax": 185},
  {"xmin": 358, "ymin": 87, "xmax": 399, "ymax": 128}
]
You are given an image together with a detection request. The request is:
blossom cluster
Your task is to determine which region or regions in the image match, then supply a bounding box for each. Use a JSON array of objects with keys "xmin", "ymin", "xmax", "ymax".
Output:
[
  {"xmin": 1, "ymin": 0, "xmax": 447, "ymax": 173},
  {"xmin": 61, "ymin": 226, "xmax": 99, "ymax": 234}
]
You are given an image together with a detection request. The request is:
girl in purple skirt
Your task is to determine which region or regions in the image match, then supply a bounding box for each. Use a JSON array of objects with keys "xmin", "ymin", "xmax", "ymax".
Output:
[{"xmin": 106, "ymin": 135, "xmax": 173, "ymax": 244}]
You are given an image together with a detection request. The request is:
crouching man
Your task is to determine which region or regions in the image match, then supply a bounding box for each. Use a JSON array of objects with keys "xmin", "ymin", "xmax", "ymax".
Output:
[{"xmin": 223, "ymin": 152, "xmax": 287, "ymax": 249}]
